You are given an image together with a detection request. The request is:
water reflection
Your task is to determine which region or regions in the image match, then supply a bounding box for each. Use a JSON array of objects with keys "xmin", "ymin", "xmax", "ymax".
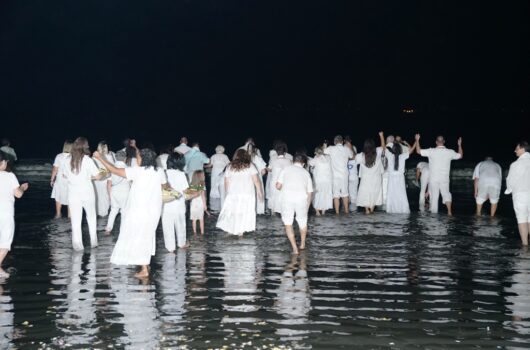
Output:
[
  {"xmin": 0, "ymin": 285, "xmax": 13, "ymax": 347},
  {"xmin": 505, "ymin": 250, "xmax": 530, "ymax": 336}
]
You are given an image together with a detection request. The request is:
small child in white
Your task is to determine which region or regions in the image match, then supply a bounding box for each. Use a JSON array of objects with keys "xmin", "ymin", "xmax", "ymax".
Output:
[
  {"xmin": 0, "ymin": 152, "xmax": 28, "ymax": 278},
  {"xmin": 189, "ymin": 170, "xmax": 209, "ymax": 235}
]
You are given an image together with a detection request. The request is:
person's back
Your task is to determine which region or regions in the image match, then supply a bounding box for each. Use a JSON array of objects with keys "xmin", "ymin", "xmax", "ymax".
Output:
[
  {"xmin": 279, "ymin": 164, "xmax": 312, "ymax": 201},
  {"xmin": 125, "ymin": 167, "xmax": 164, "ymax": 219},
  {"xmin": 226, "ymin": 165, "xmax": 256, "ymax": 195},
  {"xmin": 185, "ymin": 148, "xmax": 209, "ymax": 177},
  {"xmin": 474, "ymin": 159, "xmax": 502, "ymax": 188},
  {"xmin": 423, "ymin": 147, "xmax": 461, "ymax": 182},
  {"xmin": 325, "ymin": 144, "xmax": 352, "ymax": 178},
  {"xmin": 507, "ymin": 152, "xmax": 530, "ymax": 195}
]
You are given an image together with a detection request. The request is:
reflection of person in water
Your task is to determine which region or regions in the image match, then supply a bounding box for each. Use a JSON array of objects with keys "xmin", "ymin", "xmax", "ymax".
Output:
[
  {"xmin": 504, "ymin": 253, "xmax": 530, "ymax": 335},
  {"xmin": 0, "ymin": 285, "xmax": 13, "ymax": 346}
]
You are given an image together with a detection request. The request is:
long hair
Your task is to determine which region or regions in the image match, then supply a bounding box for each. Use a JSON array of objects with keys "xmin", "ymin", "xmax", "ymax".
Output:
[
  {"xmin": 125, "ymin": 146, "xmax": 136, "ymax": 167},
  {"xmin": 167, "ymin": 152, "xmax": 186, "ymax": 171},
  {"xmin": 230, "ymin": 149, "xmax": 252, "ymax": 172},
  {"xmin": 139, "ymin": 148, "xmax": 157, "ymax": 169},
  {"xmin": 0, "ymin": 151, "xmax": 13, "ymax": 172},
  {"xmin": 70, "ymin": 137, "xmax": 90, "ymax": 174},
  {"xmin": 363, "ymin": 139, "xmax": 377, "ymax": 168},
  {"xmin": 191, "ymin": 170, "xmax": 206, "ymax": 187},
  {"xmin": 390, "ymin": 142, "xmax": 403, "ymax": 171}
]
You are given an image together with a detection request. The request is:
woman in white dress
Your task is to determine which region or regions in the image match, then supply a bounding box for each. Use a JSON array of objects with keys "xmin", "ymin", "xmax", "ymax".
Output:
[
  {"xmin": 61, "ymin": 137, "xmax": 103, "ymax": 251},
  {"xmin": 94, "ymin": 148, "xmax": 166, "ymax": 278},
  {"xmin": 248, "ymin": 143, "xmax": 267, "ymax": 214},
  {"xmin": 50, "ymin": 140, "xmax": 72, "ymax": 219},
  {"xmin": 355, "ymin": 132, "xmax": 385, "ymax": 214},
  {"xmin": 162, "ymin": 153, "xmax": 189, "ymax": 251},
  {"xmin": 267, "ymin": 142, "xmax": 292, "ymax": 214},
  {"xmin": 308, "ymin": 147, "xmax": 333, "ymax": 215},
  {"xmin": 93, "ymin": 141, "xmax": 114, "ymax": 217},
  {"xmin": 216, "ymin": 149, "xmax": 264, "ymax": 236},
  {"xmin": 384, "ymin": 133, "xmax": 416, "ymax": 214},
  {"xmin": 209, "ymin": 145, "xmax": 230, "ymax": 212},
  {"xmin": 0, "ymin": 151, "xmax": 28, "ymax": 278}
]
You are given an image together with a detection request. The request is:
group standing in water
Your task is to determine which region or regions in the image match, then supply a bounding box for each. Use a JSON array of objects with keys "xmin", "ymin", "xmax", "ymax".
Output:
[{"xmin": 0, "ymin": 134, "xmax": 529, "ymax": 279}]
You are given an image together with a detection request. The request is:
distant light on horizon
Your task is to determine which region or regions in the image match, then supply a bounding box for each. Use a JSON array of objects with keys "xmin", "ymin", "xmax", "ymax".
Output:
[{"xmin": 403, "ymin": 108, "xmax": 415, "ymax": 114}]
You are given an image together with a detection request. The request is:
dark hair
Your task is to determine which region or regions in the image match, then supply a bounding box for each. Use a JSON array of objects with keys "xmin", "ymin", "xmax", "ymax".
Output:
[
  {"xmin": 191, "ymin": 142, "xmax": 200, "ymax": 148},
  {"xmin": 167, "ymin": 152, "xmax": 186, "ymax": 171},
  {"xmin": 122, "ymin": 138, "xmax": 131, "ymax": 148},
  {"xmin": 517, "ymin": 141, "xmax": 530, "ymax": 152},
  {"xmin": 274, "ymin": 141, "xmax": 288, "ymax": 156},
  {"xmin": 390, "ymin": 142, "xmax": 403, "ymax": 171},
  {"xmin": 230, "ymin": 149, "xmax": 252, "ymax": 171},
  {"xmin": 344, "ymin": 135, "xmax": 352, "ymax": 144},
  {"xmin": 1, "ymin": 138, "xmax": 9, "ymax": 147},
  {"xmin": 160, "ymin": 144, "xmax": 173, "ymax": 155},
  {"xmin": 334, "ymin": 135, "xmax": 343, "ymax": 145},
  {"xmin": 0, "ymin": 151, "xmax": 13, "ymax": 172},
  {"xmin": 363, "ymin": 139, "xmax": 377, "ymax": 168},
  {"xmin": 70, "ymin": 137, "xmax": 90, "ymax": 174},
  {"xmin": 125, "ymin": 146, "xmax": 137, "ymax": 167},
  {"xmin": 139, "ymin": 148, "xmax": 157, "ymax": 169},
  {"xmin": 294, "ymin": 153, "xmax": 307, "ymax": 165},
  {"xmin": 142, "ymin": 141, "xmax": 156, "ymax": 152}
]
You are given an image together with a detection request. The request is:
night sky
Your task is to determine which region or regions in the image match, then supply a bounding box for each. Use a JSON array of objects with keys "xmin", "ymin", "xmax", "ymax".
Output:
[{"xmin": 1, "ymin": 1, "xmax": 529, "ymax": 161}]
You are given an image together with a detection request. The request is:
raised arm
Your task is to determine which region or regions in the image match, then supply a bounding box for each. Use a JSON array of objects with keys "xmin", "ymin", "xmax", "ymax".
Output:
[
  {"xmin": 408, "ymin": 141, "xmax": 417, "ymax": 154},
  {"xmin": 93, "ymin": 152, "xmax": 126, "ymax": 178},
  {"xmin": 415, "ymin": 134, "xmax": 422, "ymax": 155},
  {"xmin": 378, "ymin": 131, "xmax": 385, "ymax": 149},
  {"xmin": 457, "ymin": 137, "xmax": 463, "ymax": 159}
]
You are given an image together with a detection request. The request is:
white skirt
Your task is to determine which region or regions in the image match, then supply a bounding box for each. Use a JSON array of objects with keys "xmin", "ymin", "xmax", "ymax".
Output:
[
  {"xmin": 385, "ymin": 173, "xmax": 410, "ymax": 214},
  {"xmin": 312, "ymin": 181, "xmax": 333, "ymax": 211},
  {"xmin": 190, "ymin": 196, "xmax": 204, "ymax": 220},
  {"xmin": 51, "ymin": 178, "xmax": 69, "ymax": 205},
  {"xmin": 357, "ymin": 173, "xmax": 383, "ymax": 208},
  {"xmin": 0, "ymin": 214, "xmax": 15, "ymax": 251},
  {"xmin": 216, "ymin": 194, "xmax": 256, "ymax": 235}
]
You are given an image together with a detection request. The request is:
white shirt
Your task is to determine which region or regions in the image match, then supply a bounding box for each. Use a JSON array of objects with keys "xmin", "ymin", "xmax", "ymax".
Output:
[
  {"xmin": 472, "ymin": 159, "xmax": 502, "ymax": 188},
  {"xmin": 165, "ymin": 169, "xmax": 189, "ymax": 211},
  {"xmin": 0, "ymin": 171, "xmax": 20, "ymax": 216},
  {"xmin": 174, "ymin": 143, "xmax": 191, "ymax": 155},
  {"xmin": 110, "ymin": 160, "xmax": 129, "ymax": 188},
  {"xmin": 416, "ymin": 162, "xmax": 430, "ymax": 182},
  {"xmin": 308, "ymin": 155, "xmax": 332, "ymax": 182},
  {"xmin": 269, "ymin": 150, "xmax": 293, "ymax": 162},
  {"xmin": 0, "ymin": 146, "xmax": 17, "ymax": 161},
  {"xmin": 420, "ymin": 146, "xmax": 461, "ymax": 182},
  {"xmin": 506, "ymin": 152, "xmax": 530, "ymax": 195},
  {"xmin": 61, "ymin": 155, "xmax": 99, "ymax": 199},
  {"xmin": 239, "ymin": 143, "xmax": 262, "ymax": 158},
  {"xmin": 156, "ymin": 154, "xmax": 169, "ymax": 170},
  {"xmin": 324, "ymin": 144, "xmax": 354, "ymax": 179},
  {"xmin": 277, "ymin": 164, "xmax": 313, "ymax": 202}
]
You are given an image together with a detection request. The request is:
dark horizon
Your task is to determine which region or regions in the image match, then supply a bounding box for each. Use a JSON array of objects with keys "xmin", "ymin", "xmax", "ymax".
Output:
[{"xmin": 1, "ymin": 1, "xmax": 529, "ymax": 161}]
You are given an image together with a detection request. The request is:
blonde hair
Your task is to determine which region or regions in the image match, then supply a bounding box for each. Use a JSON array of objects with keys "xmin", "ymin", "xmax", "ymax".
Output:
[
  {"xmin": 97, "ymin": 141, "xmax": 109, "ymax": 155},
  {"xmin": 63, "ymin": 140, "xmax": 73, "ymax": 153},
  {"xmin": 191, "ymin": 170, "xmax": 206, "ymax": 187},
  {"xmin": 215, "ymin": 145, "xmax": 225, "ymax": 154}
]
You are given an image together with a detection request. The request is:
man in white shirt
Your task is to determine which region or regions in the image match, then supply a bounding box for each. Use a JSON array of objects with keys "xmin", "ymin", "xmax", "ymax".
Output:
[
  {"xmin": 416, "ymin": 162, "xmax": 430, "ymax": 211},
  {"xmin": 473, "ymin": 157, "xmax": 502, "ymax": 217},
  {"xmin": 324, "ymin": 135, "xmax": 354, "ymax": 214},
  {"xmin": 505, "ymin": 141, "xmax": 530, "ymax": 245},
  {"xmin": 0, "ymin": 139, "xmax": 17, "ymax": 162},
  {"xmin": 416, "ymin": 134, "xmax": 463, "ymax": 215},
  {"xmin": 276, "ymin": 154, "xmax": 313, "ymax": 255},
  {"xmin": 174, "ymin": 137, "xmax": 191, "ymax": 155}
]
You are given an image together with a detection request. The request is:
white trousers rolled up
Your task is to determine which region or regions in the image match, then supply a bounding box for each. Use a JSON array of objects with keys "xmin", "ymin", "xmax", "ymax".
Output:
[
  {"xmin": 69, "ymin": 196, "xmax": 98, "ymax": 251},
  {"xmin": 162, "ymin": 205, "xmax": 187, "ymax": 251},
  {"xmin": 428, "ymin": 180, "xmax": 451, "ymax": 214}
]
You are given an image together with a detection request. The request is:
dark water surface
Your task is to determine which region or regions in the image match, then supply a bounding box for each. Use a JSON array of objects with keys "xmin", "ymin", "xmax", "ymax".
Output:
[{"xmin": 2, "ymin": 160, "xmax": 529, "ymax": 349}]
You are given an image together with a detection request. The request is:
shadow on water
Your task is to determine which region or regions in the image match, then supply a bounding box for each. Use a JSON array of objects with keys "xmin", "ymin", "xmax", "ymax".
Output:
[{"xmin": 0, "ymin": 165, "xmax": 529, "ymax": 348}]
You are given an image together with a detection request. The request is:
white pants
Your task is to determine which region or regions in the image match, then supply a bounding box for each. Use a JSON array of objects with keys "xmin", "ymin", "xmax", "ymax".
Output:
[
  {"xmin": 162, "ymin": 205, "xmax": 187, "ymax": 251},
  {"xmin": 349, "ymin": 176, "xmax": 359, "ymax": 208},
  {"xmin": 419, "ymin": 179, "xmax": 429, "ymax": 211},
  {"xmin": 476, "ymin": 185, "xmax": 501, "ymax": 205},
  {"xmin": 429, "ymin": 180, "xmax": 452, "ymax": 214},
  {"xmin": 332, "ymin": 177, "xmax": 349, "ymax": 198},
  {"xmin": 0, "ymin": 214, "xmax": 15, "ymax": 251},
  {"xmin": 513, "ymin": 192, "xmax": 530, "ymax": 224},
  {"xmin": 106, "ymin": 185, "xmax": 129, "ymax": 231},
  {"xmin": 281, "ymin": 199, "xmax": 309, "ymax": 229},
  {"xmin": 69, "ymin": 196, "xmax": 98, "ymax": 251}
]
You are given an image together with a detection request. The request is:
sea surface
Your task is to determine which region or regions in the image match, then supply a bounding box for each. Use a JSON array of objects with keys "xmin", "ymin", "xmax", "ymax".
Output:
[{"xmin": 1, "ymin": 159, "xmax": 529, "ymax": 349}]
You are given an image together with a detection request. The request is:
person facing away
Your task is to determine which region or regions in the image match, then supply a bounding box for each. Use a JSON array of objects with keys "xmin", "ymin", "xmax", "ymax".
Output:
[
  {"xmin": 174, "ymin": 137, "xmax": 191, "ymax": 155},
  {"xmin": 50, "ymin": 140, "xmax": 72, "ymax": 219},
  {"xmin": 472, "ymin": 157, "xmax": 502, "ymax": 216},
  {"xmin": 0, "ymin": 139, "xmax": 17, "ymax": 162},
  {"xmin": 416, "ymin": 161, "xmax": 430, "ymax": 211},
  {"xmin": 105, "ymin": 150, "xmax": 131, "ymax": 234},
  {"xmin": 416, "ymin": 134, "xmax": 463, "ymax": 215},
  {"xmin": 209, "ymin": 145, "xmax": 230, "ymax": 212},
  {"xmin": 184, "ymin": 142, "xmax": 210, "ymax": 179},
  {"xmin": 189, "ymin": 170, "xmax": 209, "ymax": 235},
  {"xmin": 239, "ymin": 137, "xmax": 262, "ymax": 158},
  {"xmin": 355, "ymin": 132, "xmax": 385, "ymax": 214},
  {"xmin": 276, "ymin": 153, "xmax": 313, "ymax": 255},
  {"xmin": 323, "ymin": 135, "xmax": 354, "ymax": 214},
  {"xmin": 308, "ymin": 146, "xmax": 333, "ymax": 215},
  {"xmin": 505, "ymin": 141, "xmax": 530, "ymax": 246}
]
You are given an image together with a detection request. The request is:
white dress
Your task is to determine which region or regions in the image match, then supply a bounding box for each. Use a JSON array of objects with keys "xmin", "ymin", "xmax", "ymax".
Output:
[
  {"xmin": 51, "ymin": 152, "xmax": 70, "ymax": 205},
  {"xmin": 356, "ymin": 148, "xmax": 384, "ymax": 208},
  {"xmin": 94, "ymin": 156, "xmax": 114, "ymax": 217},
  {"xmin": 267, "ymin": 156, "xmax": 292, "ymax": 213},
  {"xmin": 190, "ymin": 188, "xmax": 206, "ymax": 220},
  {"xmin": 0, "ymin": 171, "xmax": 20, "ymax": 250},
  {"xmin": 309, "ymin": 155, "xmax": 333, "ymax": 211},
  {"xmin": 252, "ymin": 155, "xmax": 267, "ymax": 214},
  {"xmin": 266, "ymin": 150, "xmax": 293, "ymax": 200},
  {"xmin": 348, "ymin": 159, "xmax": 359, "ymax": 207},
  {"xmin": 385, "ymin": 152, "xmax": 410, "ymax": 214},
  {"xmin": 216, "ymin": 166, "xmax": 258, "ymax": 235},
  {"xmin": 209, "ymin": 153, "xmax": 230, "ymax": 211},
  {"xmin": 110, "ymin": 167, "xmax": 166, "ymax": 266}
]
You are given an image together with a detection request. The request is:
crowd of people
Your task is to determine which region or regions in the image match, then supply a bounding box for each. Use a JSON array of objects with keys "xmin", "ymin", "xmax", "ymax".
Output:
[{"xmin": 0, "ymin": 134, "xmax": 529, "ymax": 279}]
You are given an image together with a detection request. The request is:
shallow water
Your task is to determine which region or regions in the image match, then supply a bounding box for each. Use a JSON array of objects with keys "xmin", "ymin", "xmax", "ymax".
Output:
[{"xmin": 2, "ymin": 160, "xmax": 529, "ymax": 349}]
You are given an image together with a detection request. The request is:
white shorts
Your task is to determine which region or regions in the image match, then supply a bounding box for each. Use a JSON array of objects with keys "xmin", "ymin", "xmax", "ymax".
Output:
[
  {"xmin": 513, "ymin": 192, "xmax": 530, "ymax": 224},
  {"xmin": 281, "ymin": 200, "xmax": 309, "ymax": 228},
  {"xmin": 333, "ymin": 177, "xmax": 349, "ymax": 198},
  {"xmin": 476, "ymin": 185, "xmax": 501, "ymax": 205},
  {"xmin": 0, "ymin": 215, "xmax": 15, "ymax": 251}
]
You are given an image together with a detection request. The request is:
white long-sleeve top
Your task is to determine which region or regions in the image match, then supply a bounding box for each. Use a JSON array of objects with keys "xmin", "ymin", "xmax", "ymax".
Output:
[{"xmin": 506, "ymin": 152, "xmax": 530, "ymax": 195}]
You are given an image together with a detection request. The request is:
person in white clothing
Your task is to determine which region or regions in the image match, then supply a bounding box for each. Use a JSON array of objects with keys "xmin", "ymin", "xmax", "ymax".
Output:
[
  {"xmin": 324, "ymin": 135, "xmax": 354, "ymax": 214},
  {"xmin": 0, "ymin": 151, "xmax": 28, "ymax": 278},
  {"xmin": 0, "ymin": 139, "xmax": 17, "ymax": 163},
  {"xmin": 156, "ymin": 145, "xmax": 173, "ymax": 170},
  {"xmin": 266, "ymin": 140, "xmax": 293, "ymax": 202},
  {"xmin": 61, "ymin": 137, "xmax": 107, "ymax": 251},
  {"xmin": 473, "ymin": 157, "xmax": 502, "ymax": 216},
  {"xmin": 94, "ymin": 148, "xmax": 166, "ymax": 279},
  {"xmin": 248, "ymin": 143, "xmax": 267, "ymax": 215},
  {"xmin": 355, "ymin": 132, "xmax": 386, "ymax": 214},
  {"xmin": 216, "ymin": 149, "xmax": 264, "ymax": 236},
  {"xmin": 189, "ymin": 170, "xmax": 209, "ymax": 235},
  {"xmin": 93, "ymin": 141, "xmax": 115, "ymax": 217},
  {"xmin": 308, "ymin": 147, "xmax": 333, "ymax": 215},
  {"xmin": 382, "ymin": 135, "xmax": 395, "ymax": 208},
  {"xmin": 105, "ymin": 151, "xmax": 131, "ymax": 234},
  {"xmin": 162, "ymin": 153, "xmax": 191, "ymax": 251},
  {"xmin": 416, "ymin": 162, "xmax": 430, "ymax": 211},
  {"xmin": 345, "ymin": 138, "xmax": 359, "ymax": 211},
  {"xmin": 416, "ymin": 134, "xmax": 463, "ymax": 215},
  {"xmin": 267, "ymin": 141, "xmax": 292, "ymax": 214},
  {"xmin": 174, "ymin": 137, "xmax": 191, "ymax": 155},
  {"xmin": 209, "ymin": 145, "xmax": 230, "ymax": 212},
  {"xmin": 505, "ymin": 141, "xmax": 530, "ymax": 245},
  {"xmin": 50, "ymin": 140, "xmax": 72, "ymax": 219},
  {"xmin": 239, "ymin": 137, "xmax": 262, "ymax": 158},
  {"xmin": 276, "ymin": 154, "xmax": 313, "ymax": 255}
]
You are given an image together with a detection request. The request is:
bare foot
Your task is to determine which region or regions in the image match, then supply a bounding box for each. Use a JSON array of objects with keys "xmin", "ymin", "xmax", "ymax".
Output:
[
  {"xmin": 299, "ymin": 245, "xmax": 306, "ymax": 250},
  {"xmin": 178, "ymin": 243, "xmax": 190, "ymax": 249},
  {"xmin": 315, "ymin": 211, "xmax": 321, "ymax": 216},
  {"xmin": 0, "ymin": 269, "xmax": 10, "ymax": 278},
  {"xmin": 292, "ymin": 249, "xmax": 299, "ymax": 255}
]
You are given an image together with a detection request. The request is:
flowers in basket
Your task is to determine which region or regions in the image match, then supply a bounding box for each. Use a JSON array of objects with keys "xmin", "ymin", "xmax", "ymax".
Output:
[
  {"xmin": 162, "ymin": 188, "xmax": 183, "ymax": 203},
  {"xmin": 98, "ymin": 168, "xmax": 111, "ymax": 180},
  {"xmin": 183, "ymin": 184, "xmax": 205, "ymax": 200}
]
